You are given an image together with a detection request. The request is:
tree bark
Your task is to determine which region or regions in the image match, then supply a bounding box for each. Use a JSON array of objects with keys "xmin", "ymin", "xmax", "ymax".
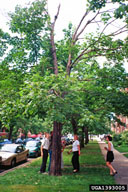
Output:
[
  {"xmin": 8, "ymin": 126, "xmax": 13, "ymax": 140},
  {"xmin": 84, "ymin": 126, "xmax": 89, "ymax": 145},
  {"xmin": 71, "ymin": 117, "xmax": 78, "ymax": 134},
  {"xmin": 50, "ymin": 121, "xmax": 62, "ymax": 176},
  {"xmin": 80, "ymin": 127, "xmax": 85, "ymax": 148}
]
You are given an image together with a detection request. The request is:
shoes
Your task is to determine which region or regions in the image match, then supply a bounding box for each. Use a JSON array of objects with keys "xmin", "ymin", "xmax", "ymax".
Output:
[
  {"xmin": 38, "ymin": 171, "xmax": 48, "ymax": 174},
  {"xmin": 110, "ymin": 171, "xmax": 118, "ymax": 176},
  {"xmin": 113, "ymin": 171, "xmax": 118, "ymax": 176},
  {"xmin": 42, "ymin": 172, "xmax": 48, "ymax": 175},
  {"xmin": 73, "ymin": 169, "xmax": 78, "ymax": 173}
]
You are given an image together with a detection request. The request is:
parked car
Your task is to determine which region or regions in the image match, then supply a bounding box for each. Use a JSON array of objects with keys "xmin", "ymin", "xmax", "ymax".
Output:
[
  {"xmin": 0, "ymin": 144, "xmax": 29, "ymax": 167},
  {"xmin": 15, "ymin": 138, "xmax": 24, "ymax": 144},
  {"xmin": 61, "ymin": 136, "xmax": 72, "ymax": 146},
  {"xmin": 25, "ymin": 140, "xmax": 41, "ymax": 158},
  {"xmin": 0, "ymin": 139, "xmax": 12, "ymax": 148},
  {"xmin": 23, "ymin": 138, "xmax": 33, "ymax": 145}
]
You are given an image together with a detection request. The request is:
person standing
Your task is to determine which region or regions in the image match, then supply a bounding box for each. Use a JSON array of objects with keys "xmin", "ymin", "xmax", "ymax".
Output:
[
  {"xmin": 104, "ymin": 135, "xmax": 117, "ymax": 176},
  {"xmin": 61, "ymin": 139, "xmax": 66, "ymax": 169},
  {"xmin": 40, "ymin": 133, "xmax": 50, "ymax": 174},
  {"xmin": 68, "ymin": 135, "xmax": 80, "ymax": 173}
]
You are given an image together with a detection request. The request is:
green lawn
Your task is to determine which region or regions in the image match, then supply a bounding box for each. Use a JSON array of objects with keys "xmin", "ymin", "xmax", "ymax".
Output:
[
  {"xmin": 114, "ymin": 145, "xmax": 128, "ymax": 153},
  {"xmin": 0, "ymin": 141, "xmax": 116, "ymax": 192}
]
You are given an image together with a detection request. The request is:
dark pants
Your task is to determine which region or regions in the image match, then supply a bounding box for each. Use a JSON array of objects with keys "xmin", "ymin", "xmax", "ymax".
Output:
[
  {"xmin": 40, "ymin": 149, "xmax": 48, "ymax": 173},
  {"xmin": 72, "ymin": 151, "xmax": 80, "ymax": 171}
]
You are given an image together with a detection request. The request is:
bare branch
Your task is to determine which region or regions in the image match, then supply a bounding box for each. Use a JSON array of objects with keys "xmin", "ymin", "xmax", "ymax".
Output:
[
  {"xmin": 75, "ymin": 10, "xmax": 100, "ymax": 41},
  {"xmin": 99, "ymin": 18, "xmax": 117, "ymax": 37},
  {"xmin": 72, "ymin": 10, "xmax": 89, "ymax": 42},
  {"xmin": 108, "ymin": 25, "xmax": 128, "ymax": 36},
  {"xmin": 50, "ymin": 4, "xmax": 61, "ymax": 75},
  {"xmin": 66, "ymin": 10, "xmax": 90, "ymax": 75},
  {"xmin": 110, "ymin": 30, "xmax": 128, "ymax": 37},
  {"xmin": 53, "ymin": 4, "xmax": 61, "ymax": 26},
  {"xmin": 66, "ymin": 53, "xmax": 72, "ymax": 75},
  {"xmin": 71, "ymin": 46, "xmax": 122, "ymax": 67}
]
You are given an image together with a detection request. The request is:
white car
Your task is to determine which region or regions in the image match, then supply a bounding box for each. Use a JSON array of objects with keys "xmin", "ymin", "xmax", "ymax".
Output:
[{"xmin": 0, "ymin": 144, "xmax": 29, "ymax": 167}]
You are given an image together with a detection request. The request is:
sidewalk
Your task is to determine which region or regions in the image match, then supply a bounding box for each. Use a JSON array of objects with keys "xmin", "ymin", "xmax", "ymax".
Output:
[{"xmin": 99, "ymin": 141, "xmax": 128, "ymax": 191}]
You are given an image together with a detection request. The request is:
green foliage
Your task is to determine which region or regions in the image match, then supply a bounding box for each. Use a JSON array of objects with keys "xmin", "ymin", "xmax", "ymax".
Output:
[
  {"xmin": 114, "ymin": 3, "xmax": 128, "ymax": 19},
  {"xmin": 87, "ymin": 0, "xmax": 128, "ymax": 19},
  {"xmin": 122, "ymin": 131, "xmax": 128, "ymax": 144},
  {"xmin": 113, "ymin": 133, "xmax": 122, "ymax": 142},
  {"xmin": 112, "ymin": 131, "xmax": 128, "ymax": 146},
  {"xmin": 1, "ymin": 0, "xmax": 50, "ymax": 69},
  {"xmin": 0, "ymin": 0, "xmax": 128, "ymax": 138}
]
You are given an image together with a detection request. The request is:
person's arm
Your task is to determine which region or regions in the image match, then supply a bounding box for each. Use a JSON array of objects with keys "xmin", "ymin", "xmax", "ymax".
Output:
[
  {"xmin": 77, "ymin": 145, "xmax": 80, "ymax": 156},
  {"xmin": 104, "ymin": 142, "xmax": 111, "ymax": 151},
  {"xmin": 104, "ymin": 146, "xmax": 108, "ymax": 150},
  {"xmin": 41, "ymin": 144, "xmax": 43, "ymax": 157},
  {"xmin": 68, "ymin": 148, "xmax": 72, "ymax": 154},
  {"xmin": 61, "ymin": 144, "xmax": 65, "ymax": 152},
  {"xmin": 107, "ymin": 142, "xmax": 111, "ymax": 151}
]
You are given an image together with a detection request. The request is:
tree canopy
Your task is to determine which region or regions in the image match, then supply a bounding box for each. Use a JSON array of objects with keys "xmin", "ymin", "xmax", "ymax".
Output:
[{"xmin": 0, "ymin": 0, "xmax": 128, "ymax": 175}]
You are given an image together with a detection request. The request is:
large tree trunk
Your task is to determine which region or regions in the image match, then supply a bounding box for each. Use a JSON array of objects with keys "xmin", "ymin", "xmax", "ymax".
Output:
[
  {"xmin": 80, "ymin": 127, "xmax": 85, "ymax": 148},
  {"xmin": 84, "ymin": 126, "xmax": 89, "ymax": 145},
  {"xmin": 8, "ymin": 126, "xmax": 13, "ymax": 140},
  {"xmin": 71, "ymin": 117, "xmax": 78, "ymax": 134},
  {"xmin": 50, "ymin": 121, "xmax": 62, "ymax": 176}
]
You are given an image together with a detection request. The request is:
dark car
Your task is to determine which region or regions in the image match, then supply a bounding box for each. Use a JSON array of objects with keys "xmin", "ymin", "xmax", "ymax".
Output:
[{"xmin": 25, "ymin": 140, "xmax": 41, "ymax": 157}]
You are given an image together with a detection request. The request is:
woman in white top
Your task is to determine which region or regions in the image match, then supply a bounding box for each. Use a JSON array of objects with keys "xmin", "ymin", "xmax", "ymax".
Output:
[
  {"xmin": 68, "ymin": 135, "xmax": 80, "ymax": 173},
  {"xmin": 40, "ymin": 133, "xmax": 50, "ymax": 173},
  {"xmin": 104, "ymin": 135, "xmax": 117, "ymax": 176}
]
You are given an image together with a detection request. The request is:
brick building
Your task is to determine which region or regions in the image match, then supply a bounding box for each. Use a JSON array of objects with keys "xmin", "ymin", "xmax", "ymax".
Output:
[
  {"xmin": 111, "ymin": 116, "xmax": 128, "ymax": 133},
  {"xmin": 111, "ymin": 88, "xmax": 128, "ymax": 133}
]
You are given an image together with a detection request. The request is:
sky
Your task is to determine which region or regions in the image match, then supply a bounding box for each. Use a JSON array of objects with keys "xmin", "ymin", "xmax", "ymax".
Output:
[
  {"xmin": 0, "ymin": 0, "xmax": 127, "ymax": 71},
  {"xmin": 0, "ymin": 0, "xmax": 87, "ymax": 39}
]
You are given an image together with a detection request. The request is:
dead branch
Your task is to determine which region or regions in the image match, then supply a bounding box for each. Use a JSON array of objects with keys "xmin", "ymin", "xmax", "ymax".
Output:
[
  {"xmin": 71, "ymin": 46, "xmax": 122, "ymax": 67},
  {"xmin": 50, "ymin": 4, "xmax": 61, "ymax": 75},
  {"xmin": 72, "ymin": 10, "xmax": 89, "ymax": 42},
  {"xmin": 108, "ymin": 25, "xmax": 128, "ymax": 36},
  {"xmin": 99, "ymin": 18, "xmax": 117, "ymax": 37},
  {"xmin": 75, "ymin": 10, "xmax": 100, "ymax": 41}
]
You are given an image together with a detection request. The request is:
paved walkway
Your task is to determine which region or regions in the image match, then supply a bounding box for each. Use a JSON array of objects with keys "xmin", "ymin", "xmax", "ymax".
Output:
[{"xmin": 99, "ymin": 141, "xmax": 128, "ymax": 191}]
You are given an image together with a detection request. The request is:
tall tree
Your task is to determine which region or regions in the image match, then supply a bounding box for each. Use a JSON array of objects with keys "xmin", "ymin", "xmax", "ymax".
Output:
[{"xmin": 0, "ymin": 0, "xmax": 128, "ymax": 176}]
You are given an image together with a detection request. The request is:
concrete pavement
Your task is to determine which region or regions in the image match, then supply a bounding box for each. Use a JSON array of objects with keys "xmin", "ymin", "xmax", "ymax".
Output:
[{"xmin": 99, "ymin": 141, "xmax": 128, "ymax": 191}]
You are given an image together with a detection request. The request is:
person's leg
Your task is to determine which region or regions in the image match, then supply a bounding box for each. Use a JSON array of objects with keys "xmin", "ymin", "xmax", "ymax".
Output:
[
  {"xmin": 40, "ymin": 156, "xmax": 44, "ymax": 173},
  {"xmin": 72, "ymin": 152, "xmax": 79, "ymax": 172},
  {"xmin": 76, "ymin": 151, "xmax": 80, "ymax": 171},
  {"xmin": 72, "ymin": 152, "xmax": 76, "ymax": 170},
  {"xmin": 42, "ymin": 149, "xmax": 48, "ymax": 172},
  {"xmin": 106, "ymin": 162, "xmax": 116, "ymax": 175}
]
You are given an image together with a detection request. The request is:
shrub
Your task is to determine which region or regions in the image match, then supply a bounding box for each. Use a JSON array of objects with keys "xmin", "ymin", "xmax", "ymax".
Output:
[
  {"xmin": 122, "ymin": 131, "xmax": 128, "ymax": 145},
  {"xmin": 113, "ymin": 133, "xmax": 122, "ymax": 143}
]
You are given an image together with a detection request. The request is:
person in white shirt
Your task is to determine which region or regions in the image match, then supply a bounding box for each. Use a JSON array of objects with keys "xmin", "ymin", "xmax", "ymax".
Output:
[
  {"xmin": 40, "ymin": 133, "xmax": 50, "ymax": 173},
  {"xmin": 104, "ymin": 135, "xmax": 117, "ymax": 176},
  {"xmin": 68, "ymin": 135, "xmax": 80, "ymax": 173}
]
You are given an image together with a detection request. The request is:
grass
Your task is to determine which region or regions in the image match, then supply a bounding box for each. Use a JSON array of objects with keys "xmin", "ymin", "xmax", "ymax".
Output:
[
  {"xmin": 114, "ymin": 145, "xmax": 128, "ymax": 153},
  {"xmin": 0, "ymin": 141, "xmax": 116, "ymax": 192},
  {"xmin": 114, "ymin": 143, "xmax": 128, "ymax": 158}
]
